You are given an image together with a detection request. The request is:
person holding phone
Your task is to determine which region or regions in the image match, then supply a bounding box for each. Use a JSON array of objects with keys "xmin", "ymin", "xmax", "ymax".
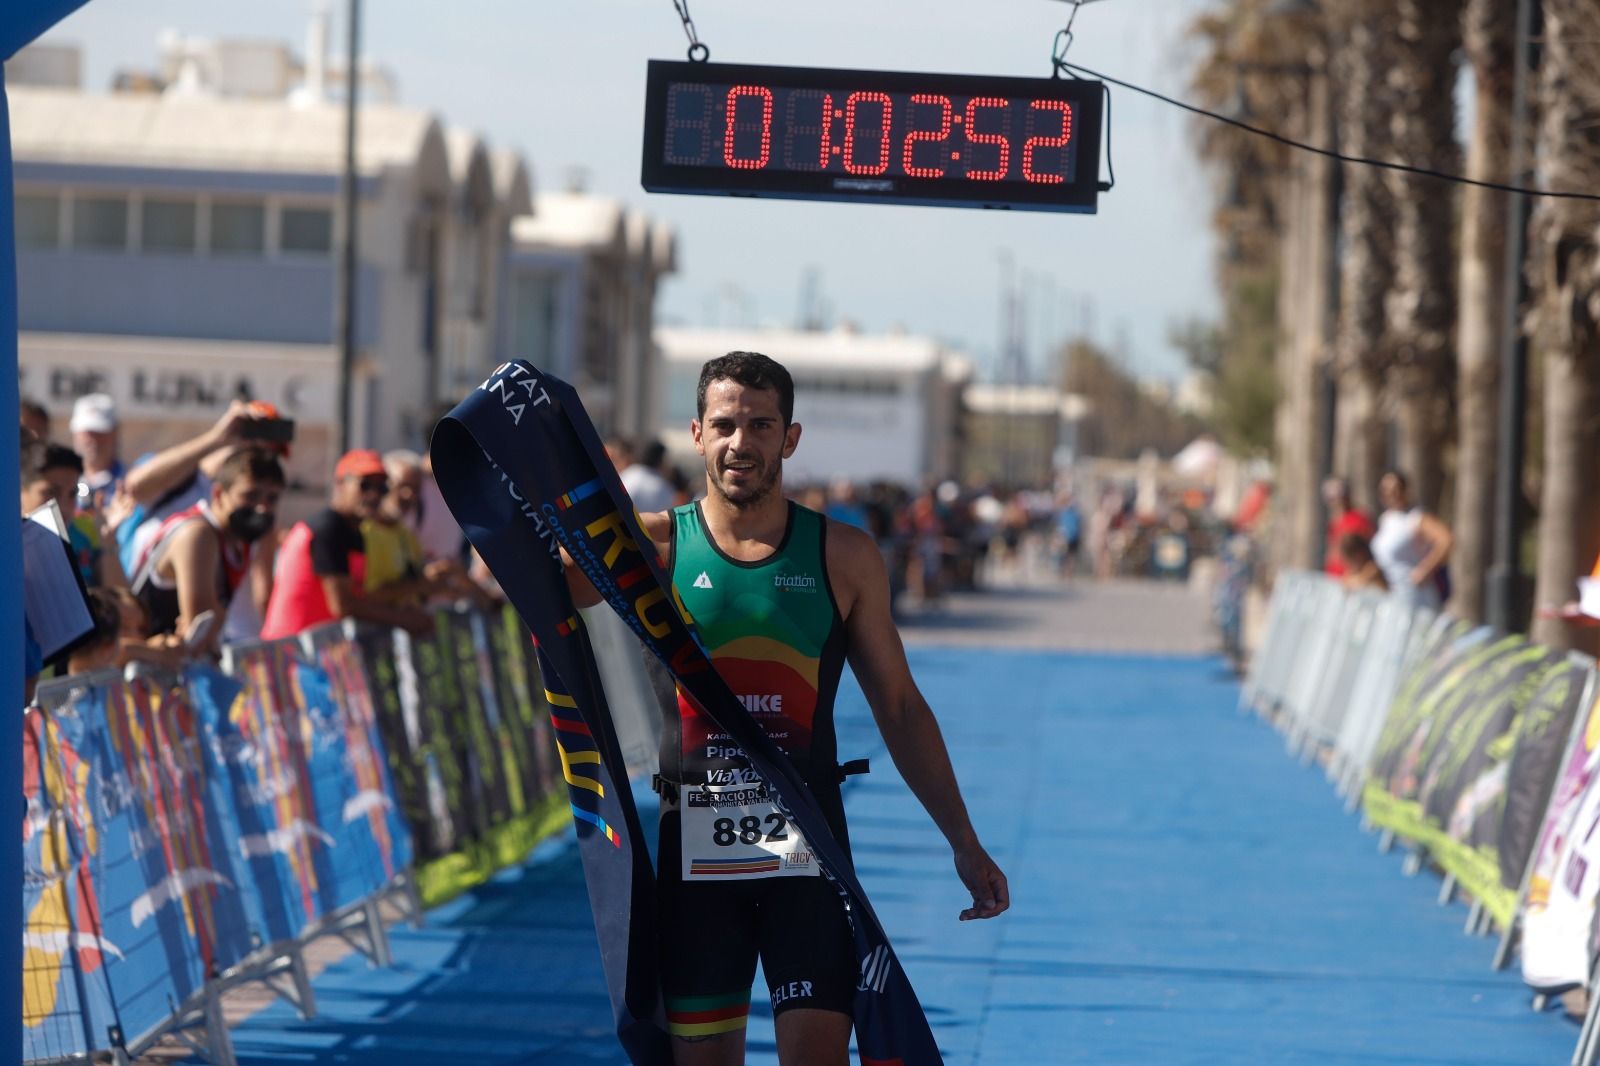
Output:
[
  {"xmin": 117, "ymin": 399, "xmax": 292, "ymax": 574},
  {"xmin": 129, "ymin": 447, "xmax": 285, "ymax": 656}
]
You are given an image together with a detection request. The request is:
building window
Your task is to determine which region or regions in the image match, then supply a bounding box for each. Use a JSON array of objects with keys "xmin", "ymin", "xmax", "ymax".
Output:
[
  {"xmin": 141, "ymin": 198, "xmax": 197, "ymax": 254},
  {"xmin": 280, "ymin": 206, "xmax": 333, "ymax": 255},
  {"xmin": 71, "ymin": 195, "xmax": 128, "ymax": 251},
  {"xmin": 512, "ymin": 270, "xmax": 561, "ymax": 373},
  {"xmin": 666, "ymin": 367, "xmax": 699, "ymax": 424},
  {"xmin": 210, "ymin": 201, "xmax": 266, "ymax": 255},
  {"xmin": 14, "ymin": 194, "xmax": 60, "ymax": 249}
]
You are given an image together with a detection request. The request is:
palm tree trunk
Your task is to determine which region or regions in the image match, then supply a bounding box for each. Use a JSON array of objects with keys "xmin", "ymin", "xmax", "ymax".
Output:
[
  {"xmin": 1276, "ymin": 163, "xmax": 1315, "ymax": 570},
  {"xmin": 1340, "ymin": 369, "xmax": 1390, "ymax": 512},
  {"xmin": 1451, "ymin": 0, "xmax": 1516, "ymax": 624},
  {"xmin": 1333, "ymin": 0, "xmax": 1398, "ymax": 512},
  {"xmin": 1529, "ymin": 0, "xmax": 1600, "ymax": 650},
  {"xmin": 1387, "ymin": 0, "xmax": 1462, "ymax": 515}
]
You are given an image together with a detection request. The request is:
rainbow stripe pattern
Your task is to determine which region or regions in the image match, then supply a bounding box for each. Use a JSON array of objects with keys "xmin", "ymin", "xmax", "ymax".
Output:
[
  {"xmin": 554, "ymin": 477, "xmax": 604, "ymax": 511},
  {"xmin": 666, "ymin": 990, "xmax": 750, "ymax": 1038},
  {"xmin": 688, "ymin": 855, "xmax": 781, "ymax": 877},
  {"xmin": 545, "ymin": 689, "xmax": 621, "ymax": 848}
]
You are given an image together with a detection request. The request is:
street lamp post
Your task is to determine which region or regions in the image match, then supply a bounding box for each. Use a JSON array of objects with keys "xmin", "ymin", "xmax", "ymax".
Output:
[
  {"xmin": 335, "ymin": 0, "xmax": 361, "ymax": 455},
  {"xmin": 1486, "ymin": 0, "xmax": 1540, "ymax": 633}
]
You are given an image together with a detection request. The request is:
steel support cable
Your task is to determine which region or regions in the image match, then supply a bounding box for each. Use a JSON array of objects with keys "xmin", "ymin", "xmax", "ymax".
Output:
[{"xmin": 1055, "ymin": 58, "xmax": 1600, "ymax": 202}]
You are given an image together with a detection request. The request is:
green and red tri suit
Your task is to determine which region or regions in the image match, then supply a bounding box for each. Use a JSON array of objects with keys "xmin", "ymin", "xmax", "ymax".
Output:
[
  {"xmin": 662, "ymin": 499, "xmax": 852, "ymax": 840},
  {"xmin": 656, "ymin": 500, "xmax": 859, "ymax": 1034}
]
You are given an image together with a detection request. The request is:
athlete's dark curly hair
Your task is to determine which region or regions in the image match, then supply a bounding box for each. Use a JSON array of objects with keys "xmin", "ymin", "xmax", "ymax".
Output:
[{"xmin": 696, "ymin": 351, "xmax": 795, "ymax": 426}]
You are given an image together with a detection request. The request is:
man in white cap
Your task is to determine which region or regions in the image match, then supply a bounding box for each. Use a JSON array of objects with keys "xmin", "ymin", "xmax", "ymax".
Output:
[{"xmin": 69, "ymin": 392, "xmax": 124, "ymax": 513}]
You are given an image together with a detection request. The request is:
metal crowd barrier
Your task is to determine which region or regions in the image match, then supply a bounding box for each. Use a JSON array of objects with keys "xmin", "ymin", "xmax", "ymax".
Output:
[
  {"xmin": 1245, "ymin": 570, "xmax": 1600, "ymax": 1066},
  {"xmin": 22, "ymin": 600, "xmax": 663, "ymax": 1066}
]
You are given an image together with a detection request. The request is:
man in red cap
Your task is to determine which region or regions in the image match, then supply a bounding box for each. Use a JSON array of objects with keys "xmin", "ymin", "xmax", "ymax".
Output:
[{"xmin": 261, "ymin": 449, "xmax": 432, "ymax": 640}]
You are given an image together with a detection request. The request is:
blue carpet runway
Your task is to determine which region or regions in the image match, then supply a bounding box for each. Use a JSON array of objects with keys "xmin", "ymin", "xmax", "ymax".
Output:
[{"xmin": 204, "ymin": 650, "xmax": 1577, "ymax": 1064}]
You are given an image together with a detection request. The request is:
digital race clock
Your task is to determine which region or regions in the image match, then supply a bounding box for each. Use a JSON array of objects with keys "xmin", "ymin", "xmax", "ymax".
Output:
[{"xmin": 641, "ymin": 61, "xmax": 1106, "ymax": 214}]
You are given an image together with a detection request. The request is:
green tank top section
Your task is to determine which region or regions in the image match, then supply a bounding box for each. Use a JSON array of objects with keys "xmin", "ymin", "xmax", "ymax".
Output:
[{"xmin": 669, "ymin": 501, "xmax": 845, "ymax": 769}]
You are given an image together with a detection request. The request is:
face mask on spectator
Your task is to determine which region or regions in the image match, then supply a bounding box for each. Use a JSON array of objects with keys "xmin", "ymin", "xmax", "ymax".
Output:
[{"xmin": 225, "ymin": 507, "xmax": 275, "ymax": 543}]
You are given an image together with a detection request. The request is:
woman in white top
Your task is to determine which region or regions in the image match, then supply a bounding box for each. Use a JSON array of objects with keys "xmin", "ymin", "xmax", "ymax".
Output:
[{"xmin": 1369, "ymin": 470, "xmax": 1454, "ymax": 609}]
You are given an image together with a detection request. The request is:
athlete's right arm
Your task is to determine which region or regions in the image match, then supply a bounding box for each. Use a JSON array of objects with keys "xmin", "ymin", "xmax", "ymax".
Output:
[{"xmin": 560, "ymin": 509, "xmax": 672, "ymax": 609}]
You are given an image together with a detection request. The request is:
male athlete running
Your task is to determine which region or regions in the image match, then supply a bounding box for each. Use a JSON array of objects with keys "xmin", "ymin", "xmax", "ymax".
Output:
[{"xmin": 575, "ymin": 351, "xmax": 1007, "ymax": 1065}]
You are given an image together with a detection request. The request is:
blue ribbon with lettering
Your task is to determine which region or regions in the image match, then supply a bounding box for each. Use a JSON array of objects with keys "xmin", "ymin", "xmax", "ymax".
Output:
[{"xmin": 432, "ymin": 360, "xmax": 942, "ymax": 1066}]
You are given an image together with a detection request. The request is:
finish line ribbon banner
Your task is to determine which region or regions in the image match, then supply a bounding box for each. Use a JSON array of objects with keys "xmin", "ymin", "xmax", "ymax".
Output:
[{"xmin": 432, "ymin": 360, "xmax": 942, "ymax": 1066}]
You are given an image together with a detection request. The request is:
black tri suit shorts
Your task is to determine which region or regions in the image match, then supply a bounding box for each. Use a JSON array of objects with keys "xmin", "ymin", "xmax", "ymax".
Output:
[{"xmin": 656, "ymin": 807, "xmax": 857, "ymax": 1034}]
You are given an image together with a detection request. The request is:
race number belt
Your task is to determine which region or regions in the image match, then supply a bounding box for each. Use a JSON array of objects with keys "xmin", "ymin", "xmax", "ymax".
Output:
[{"xmin": 680, "ymin": 783, "xmax": 819, "ymax": 880}]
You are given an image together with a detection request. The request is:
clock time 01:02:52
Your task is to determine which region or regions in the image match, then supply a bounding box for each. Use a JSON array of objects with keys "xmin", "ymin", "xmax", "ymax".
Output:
[
  {"xmin": 666, "ymin": 83, "xmax": 1075, "ymax": 184},
  {"xmin": 641, "ymin": 62, "xmax": 1106, "ymax": 213}
]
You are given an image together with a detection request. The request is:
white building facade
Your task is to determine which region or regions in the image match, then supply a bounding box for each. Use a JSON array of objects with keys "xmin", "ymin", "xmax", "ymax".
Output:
[
  {"xmin": 655, "ymin": 326, "xmax": 972, "ymax": 488},
  {"xmin": 504, "ymin": 192, "xmax": 677, "ymax": 442},
  {"xmin": 4, "ymin": 33, "xmax": 567, "ymax": 495}
]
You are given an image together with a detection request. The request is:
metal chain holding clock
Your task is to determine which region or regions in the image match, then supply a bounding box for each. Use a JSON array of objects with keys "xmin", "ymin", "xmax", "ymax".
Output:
[
  {"xmin": 1050, "ymin": 0, "xmax": 1112, "ymax": 78},
  {"xmin": 671, "ymin": 0, "xmax": 710, "ymax": 63}
]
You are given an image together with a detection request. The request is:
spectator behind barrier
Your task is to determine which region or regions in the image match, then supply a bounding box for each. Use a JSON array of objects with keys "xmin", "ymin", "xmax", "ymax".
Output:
[
  {"xmin": 261, "ymin": 449, "xmax": 433, "ymax": 640},
  {"xmin": 1323, "ymin": 476, "xmax": 1376, "ymax": 578},
  {"xmin": 66, "ymin": 587, "xmax": 186, "ymax": 676},
  {"xmin": 19, "ymin": 428, "xmax": 44, "ymax": 705},
  {"xmin": 376, "ymin": 451, "xmax": 492, "ymax": 609},
  {"xmin": 22, "ymin": 439, "xmax": 138, "ymax": 614},
  {"xmin": 129, "ymin": 448, "xmax": 284, "ymax": 656},
  {"xmin": 619, "ymin": 437, "xmax": 676, "ymax": 514},
  {"xmin": 1337, "ymin": 532, "xmax": 1389, "ymax": 593},
  {"xmin": 19, "ymin": 397, "xmax": 48, "ymax": 442},
  {"xmin": 116, "ymin": 399, "xmax": 291, "ymax": 575},
  {"xmin": 363, "ymin": 451, "xmax": 430, "ymax": 601},
  {"xmin": 69, "ymin": 393, "xmax": 123, "ymax": 515},
  {"xmin": 825, "ymin": 479, "xmax": 870, "ymax": 531},
  {"xmin": 1371, "ymin": 470, "xmax": 1454, "ymax": 609},
  {"xmin": 410, "ymin": 411, "xmax": 468, "ymax": 565}
]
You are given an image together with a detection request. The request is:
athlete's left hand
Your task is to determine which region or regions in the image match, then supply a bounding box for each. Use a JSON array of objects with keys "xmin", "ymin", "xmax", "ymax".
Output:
[{"xmin": 953, "ymin": 843, "xmax": 1009, "ymax": 920}]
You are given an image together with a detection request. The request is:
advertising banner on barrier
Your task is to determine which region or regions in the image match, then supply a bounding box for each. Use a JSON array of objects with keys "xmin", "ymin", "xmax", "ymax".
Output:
[
  {"xmin": 1415, "ymin": 651, "xmax": 1569, "ymax": 924},
  {"xmin": 412, "ymin": 618, "xmax": 475, "ymax": 851},
  {"xmin": 21, "ymin": 605, "xmax": 587, "ymax": 1063},
  {"xmin": 1411, "ymin": 644, "xmax": 1557, "ymax": 825},
  {"xmin": 353, "ymin": 627, "xmax": 437, "ymax": 859},
  {"xmin": 94, "ymin": 673, "xmax": 255, "ymax": 1038},
  {"xmin": 1366, "ymin": 632, "xmax": 1559, "ymax": 902},
  {"xmin": 1500, "ymin": 667, "xmax": 1591, "ymax": 892},
  {"xmin": 1366, "ymin": 630, "xmax": 1515, "ymax": 822},
  {"xmin": 219, "ymin": 645, "xmax": 334, "ymax": 942},
  {"xmin": 482, "ymin": 607, "xmax": 563, "ymax": 814},
  {"xmin": 1523, "ymin": 687, "xmax": 1600, "ymax": 990},
  {"xmin": 1484, "ymin": 665, "xmax": 1587, "ymax": 896},
  {"xmin": 24, "ymin": 674, "xmax": 259, "ymax": 1062},
  {"xmin": 23, "ymin": 704, "xmax": 113, "ymax": 1062},
  {"xmin": 311, "ymin": 638, "xmax": 414, "ymax": 903}
]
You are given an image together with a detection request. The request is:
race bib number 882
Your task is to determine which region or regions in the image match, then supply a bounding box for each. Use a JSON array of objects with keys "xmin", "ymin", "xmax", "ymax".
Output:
[{"xmin": 681, "ymin": 783, "xmax": 818, "ymax": 880}]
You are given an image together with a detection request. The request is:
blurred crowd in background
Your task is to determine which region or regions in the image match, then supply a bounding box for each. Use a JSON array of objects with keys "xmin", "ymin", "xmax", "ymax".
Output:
[{"xmin": 20, "ymin": 390, "xmax": 1231, "ymax": 704}]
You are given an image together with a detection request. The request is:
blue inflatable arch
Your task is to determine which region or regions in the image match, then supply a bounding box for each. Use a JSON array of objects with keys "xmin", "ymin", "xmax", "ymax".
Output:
[{"xmin": 4, "ymin": 4, "xmax": 94, "ymax": 1060}]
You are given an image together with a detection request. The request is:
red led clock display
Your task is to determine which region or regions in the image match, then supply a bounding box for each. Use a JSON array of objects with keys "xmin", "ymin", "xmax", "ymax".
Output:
[{"xmin": 641, "ymin": 61, "xmax": 1105, "ymax": 214}]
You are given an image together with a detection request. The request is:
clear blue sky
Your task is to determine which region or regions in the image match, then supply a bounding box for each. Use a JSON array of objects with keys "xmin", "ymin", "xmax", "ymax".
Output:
[{"xmin": 43, "ymin": 0, "xmax": 1218, "ymax": 382}]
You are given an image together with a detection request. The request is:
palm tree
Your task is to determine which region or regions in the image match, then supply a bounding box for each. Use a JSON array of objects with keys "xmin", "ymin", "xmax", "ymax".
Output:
[
  {"xmin": 1450, "ymin": 0, "xmax": 1517, "ymax": 624},
  {"xmin": 1529, "ymin": 0, "xmax": 1600, "ymax": 650},
  {"xmin": 1331, "ymin": 0, "xmax": 1400, "ymax": 514},
  {"xmin": 1189, "ymin": 0, "xmax": 1328, "ymax": 571},
  {"xmin": 1384, "ymin": 0, "xmax": 1462, "ymax": 515}
]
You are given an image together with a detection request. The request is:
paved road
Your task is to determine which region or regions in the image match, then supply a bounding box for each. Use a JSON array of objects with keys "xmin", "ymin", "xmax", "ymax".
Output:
[
  {"xmin": 897, "ymin": 572, "xmax": 1216, "ymax": 655},
  {"xmin": 195, "ymin": 579, "xmax": 1577, "ymax": 1065}
]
